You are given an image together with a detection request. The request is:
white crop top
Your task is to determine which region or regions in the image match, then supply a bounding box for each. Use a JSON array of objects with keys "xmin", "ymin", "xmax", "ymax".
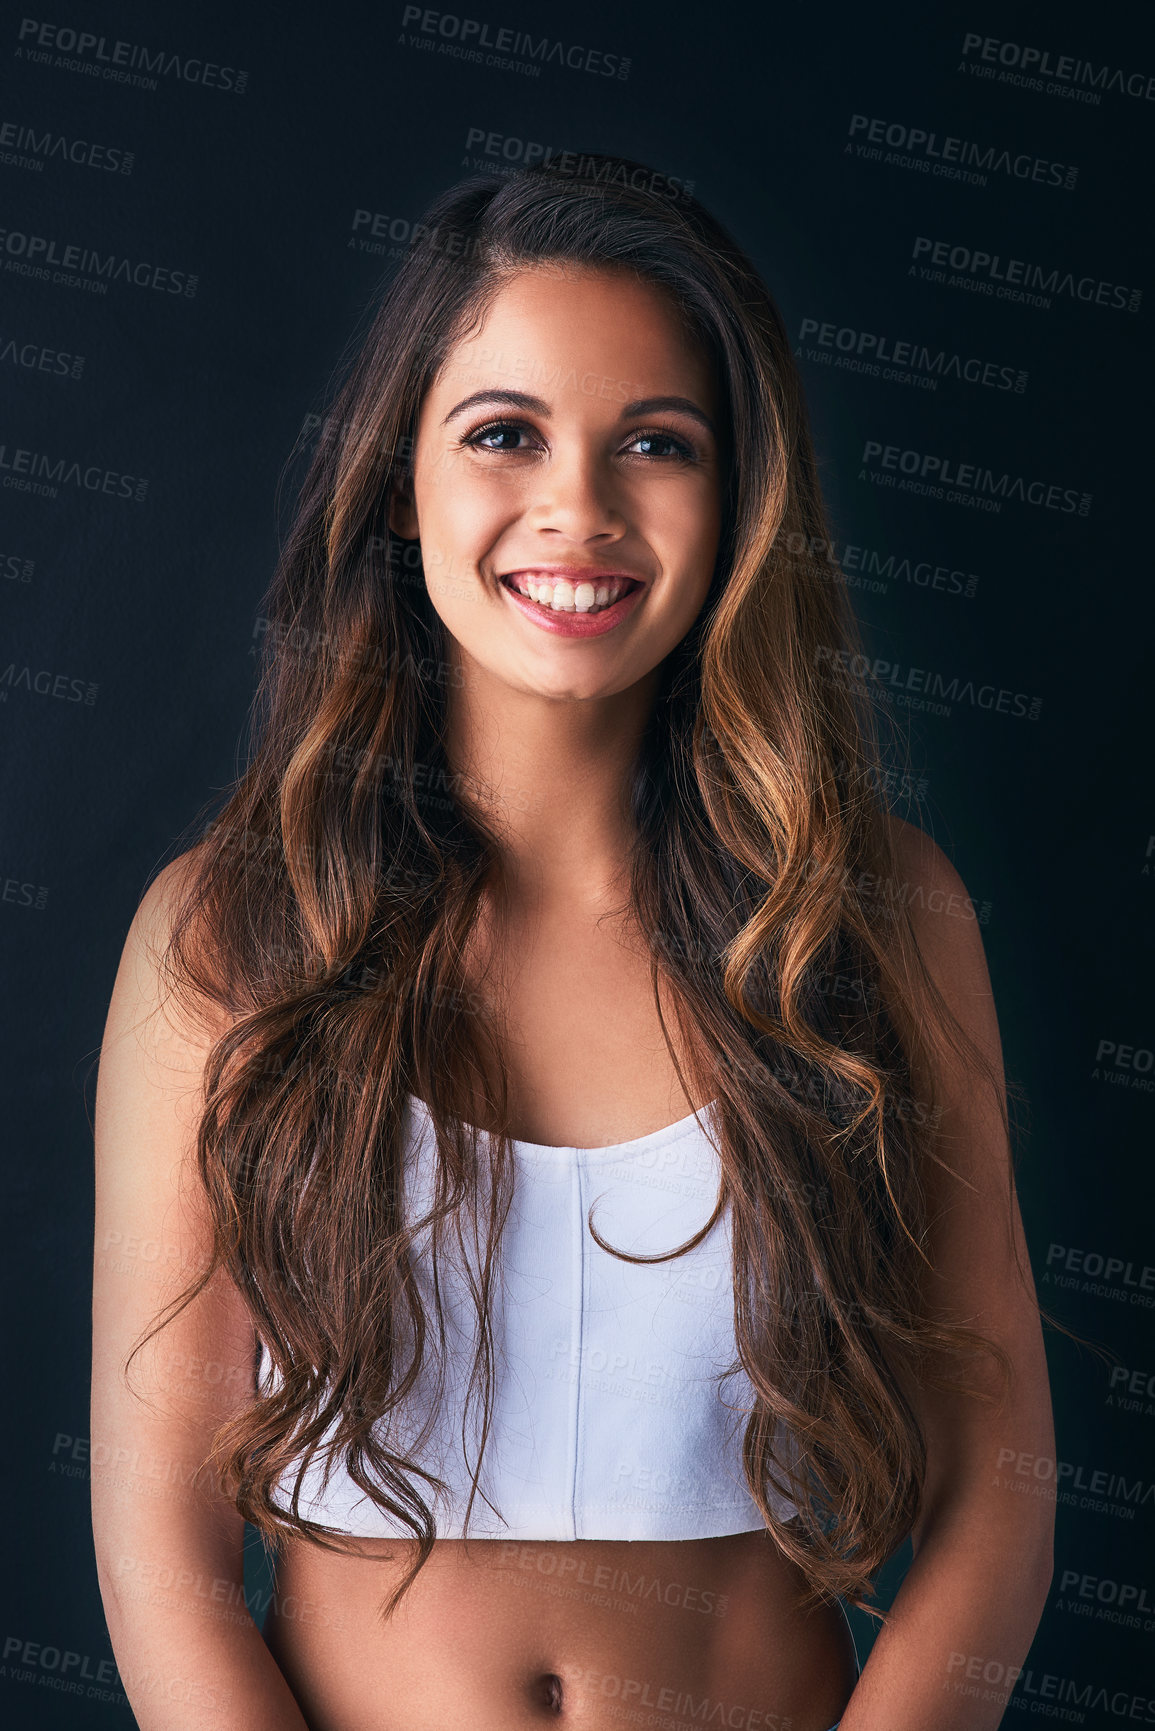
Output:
[{"xmin": 255, "ymin": 1093, "xmax": 799, "ymax": 1541}]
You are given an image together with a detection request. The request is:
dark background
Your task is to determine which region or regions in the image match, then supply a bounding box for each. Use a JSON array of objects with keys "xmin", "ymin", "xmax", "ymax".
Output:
[{"xmin": 2, "ymin": 1, "xmax": 1152, "ymax": 1724}]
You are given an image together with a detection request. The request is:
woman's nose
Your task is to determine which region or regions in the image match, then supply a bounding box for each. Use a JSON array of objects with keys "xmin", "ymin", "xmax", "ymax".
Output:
[{"xmin": 523, "ymin": 445, "xmax": 625, "ymax": 542}]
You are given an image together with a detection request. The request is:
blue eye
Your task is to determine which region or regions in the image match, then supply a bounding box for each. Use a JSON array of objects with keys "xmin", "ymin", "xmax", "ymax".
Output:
[
  {"xmin": 460, "ymin": 421, "xmax": 697, "ymax": 460},
  {"xmin": 465, "ymin": 421, "xmax": 531, "ymax": 450},
  {"xmin": 625, "ymin": 431, "xmax": 695, "ymax": 460}
]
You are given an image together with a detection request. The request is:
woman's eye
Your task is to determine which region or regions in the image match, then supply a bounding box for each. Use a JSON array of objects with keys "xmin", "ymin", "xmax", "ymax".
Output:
[
  {"xmin": 465, "ymin": 421, "xmax": 533, "ymax": 451},
  {"xmin": 461, "ymin": 423, "xmax": 695, "ymax": 460},
  {"xmin": 624, "ymin": 431, "xmax": 695, "ymax": 460}
]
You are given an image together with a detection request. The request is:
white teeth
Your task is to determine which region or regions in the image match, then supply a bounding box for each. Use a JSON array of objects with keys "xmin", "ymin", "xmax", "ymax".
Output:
[{"xmin": 514, "ymin": 575, "xmax": 632, "ymax": 614}]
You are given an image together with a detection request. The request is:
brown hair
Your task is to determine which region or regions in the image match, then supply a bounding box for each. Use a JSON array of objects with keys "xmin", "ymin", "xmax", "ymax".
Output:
[{"xmin": 137, "ymin": 156, "xmax": 1012, "ymax": 1618}]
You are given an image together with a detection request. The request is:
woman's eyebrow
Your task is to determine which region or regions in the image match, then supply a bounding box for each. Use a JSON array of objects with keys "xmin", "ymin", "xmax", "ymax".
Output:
[
  {"xmin": 442, "ymin": 389, "xmax": 549, "ymax": 425},
  {"xmin": 621, "ymin": 396, "xmax": 715, "ymax": 435},
  {"xmin": 441, "ymin": 388, "xmax": 716, "ymax": 435}
]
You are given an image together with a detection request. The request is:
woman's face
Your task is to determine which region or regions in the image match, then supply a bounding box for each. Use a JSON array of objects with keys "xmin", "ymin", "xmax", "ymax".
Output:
[{"xmin": 390, "ymin": 265, "xmax": 724, "ymax": 703}]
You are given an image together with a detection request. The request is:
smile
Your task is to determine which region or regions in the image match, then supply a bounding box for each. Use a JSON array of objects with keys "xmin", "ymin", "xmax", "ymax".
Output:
[
  {"xmin": 498, "ymin": 569, "xmax": 646, "ymax": 639},
  {"xmin": 505, "ymin": 572, "xmax": 640, "ymax": 613}
]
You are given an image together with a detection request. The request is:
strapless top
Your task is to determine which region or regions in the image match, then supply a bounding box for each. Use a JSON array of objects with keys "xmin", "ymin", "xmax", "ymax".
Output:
[{"xmin": 255, "ymin": 1093, "xmax": 798, "ymax": 1540}]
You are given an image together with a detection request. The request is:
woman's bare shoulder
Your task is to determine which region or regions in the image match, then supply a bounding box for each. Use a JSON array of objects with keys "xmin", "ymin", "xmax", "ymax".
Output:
[
  {"xmin": 105, "ymin": 842, "xmax": 230, "ymax": 1066},
  {"xmin": 130, "ymin": 845, "xmax": 208, "ymax": 949},
  {"xmin": 878, "ymin": 812, "xmax": 1003, "ymax": 1100},
  {"xmin": 884, "ymin": 813, "xmax": 968, "ymax": 900}
]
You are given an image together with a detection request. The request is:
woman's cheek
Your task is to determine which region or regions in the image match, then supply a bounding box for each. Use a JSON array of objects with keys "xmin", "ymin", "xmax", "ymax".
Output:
[
  {"xmin": 447, "ymin": 478, "xmax": 522, "ymax": 552},
  {"xmin": 640, "ymin": 484, "xmax": 716, "ymax": 572}
]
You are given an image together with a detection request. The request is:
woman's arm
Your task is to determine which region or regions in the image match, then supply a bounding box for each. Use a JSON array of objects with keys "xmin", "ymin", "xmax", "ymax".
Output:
[
  {"xmin": 838, "ymin": 822, "xmax": 1055, "ymax": 1731},
  {"xmin": 92, "ymin": 859, "xmax": 311, "ymax": 1731}
]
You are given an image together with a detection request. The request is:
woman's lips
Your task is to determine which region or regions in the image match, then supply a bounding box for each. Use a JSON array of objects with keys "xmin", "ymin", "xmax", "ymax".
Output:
[{"xmin": 498, "ymin": 571, "xmax": 646, "ymax": 638}]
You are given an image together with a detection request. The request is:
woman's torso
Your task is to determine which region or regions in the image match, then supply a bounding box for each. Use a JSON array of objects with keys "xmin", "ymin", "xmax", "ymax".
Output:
[
  {"xmin": 265, "ymin": 1532, "xmax": 856, "ymax": 1730},
  {"xmin": 261, "ymin": 884, "xmax": 859, "ymax": 1728}
]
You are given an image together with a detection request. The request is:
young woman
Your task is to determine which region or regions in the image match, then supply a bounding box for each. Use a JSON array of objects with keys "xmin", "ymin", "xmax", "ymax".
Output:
[{"xmin": 92, "ymin": 158, "xmax": 1054, "ymax": 1731}]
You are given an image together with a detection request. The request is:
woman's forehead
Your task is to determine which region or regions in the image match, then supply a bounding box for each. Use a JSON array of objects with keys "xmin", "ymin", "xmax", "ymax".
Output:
[{"xmin": 429, "ymin": 266, "xmax": 718, "ymax": 415}]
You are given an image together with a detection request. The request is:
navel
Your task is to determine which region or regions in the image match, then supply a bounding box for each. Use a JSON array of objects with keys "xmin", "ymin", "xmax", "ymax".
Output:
[{"xmin": 534, "ymin": 1670, "xmax": 564, "ymax": 1714}]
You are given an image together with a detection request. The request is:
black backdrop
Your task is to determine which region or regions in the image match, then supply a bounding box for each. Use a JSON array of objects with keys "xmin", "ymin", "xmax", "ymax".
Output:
[{"xmin": 3, "ymin": 2, "xmax": 1152, "ymax": 1725}]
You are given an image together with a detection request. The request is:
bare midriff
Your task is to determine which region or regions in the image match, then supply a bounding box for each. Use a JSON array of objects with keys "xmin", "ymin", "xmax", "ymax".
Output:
[{"xmin": 262, "ymin": 1529, "xmax": 858, "ymax": 1731}]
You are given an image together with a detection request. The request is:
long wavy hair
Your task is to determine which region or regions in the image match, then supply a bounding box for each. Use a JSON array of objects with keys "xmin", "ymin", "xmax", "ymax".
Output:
[{"xmin": 138, "ymin": 156, "xmax": 1014, "ymax": 1619}]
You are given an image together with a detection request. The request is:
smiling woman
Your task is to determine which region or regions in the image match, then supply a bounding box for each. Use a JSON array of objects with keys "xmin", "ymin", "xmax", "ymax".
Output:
[
  {"xmin": 389, "ymin": 267, "xmax": 723, "ymax": 667},
  {"xmin": 92, "ymin": 157, "xmax": 1053, "ymax": 1731}
]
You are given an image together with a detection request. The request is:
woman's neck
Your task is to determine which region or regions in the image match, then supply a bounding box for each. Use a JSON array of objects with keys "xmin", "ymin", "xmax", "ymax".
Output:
[{"xmin": 443, "ymin": 653, "xmax": 659, "ymax": 900}]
